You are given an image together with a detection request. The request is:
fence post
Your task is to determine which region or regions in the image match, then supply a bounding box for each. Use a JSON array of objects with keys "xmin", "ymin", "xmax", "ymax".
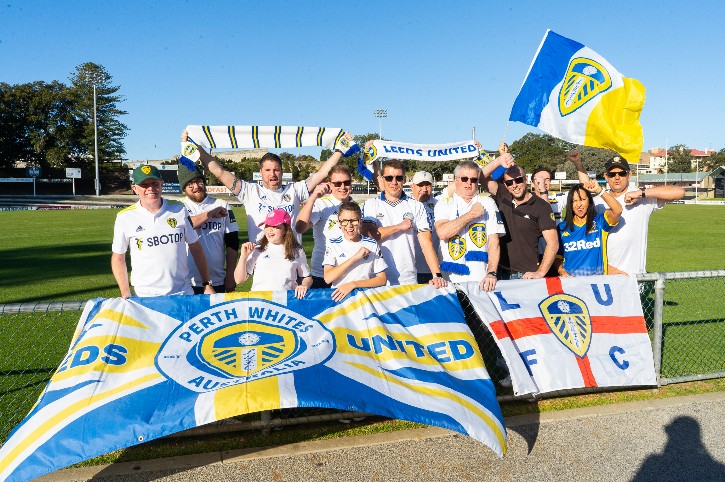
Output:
[
  {"xmin": 260, "ymin": 410, "xmax": 272, "ymax": 435},
  {"xmin": 651, "ymin": 274, "xmax": 665, "ymax": 385}
]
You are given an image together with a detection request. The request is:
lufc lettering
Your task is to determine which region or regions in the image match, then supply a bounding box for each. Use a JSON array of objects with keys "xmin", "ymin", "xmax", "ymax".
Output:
[{"xmin": 383, "ymin": 144, "xmax": 478, "ymax": 157}]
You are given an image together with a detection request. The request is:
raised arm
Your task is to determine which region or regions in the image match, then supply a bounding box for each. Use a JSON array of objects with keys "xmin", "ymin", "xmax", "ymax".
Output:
[
  {"xmin": 296, "ymin": 183, "xmax": 330, "ymax": 233},
  {"xmin": 483, "ymin": 141, "xmax": 515, "ymax": 194},
  {"xmin": 568, "ymin": 150, "xmax": 591, "ymax": 185},
  {"xmin": 624, "ymin": 185, "xmax": 685, "ymax": 205},
  {"xmin": 584, "ymin": 179, "xmax": 622, "ymax": 225},
  {"xmin": 306, "ymin": 132, "xmax": 355, "ymax": 192},
  {"xmin": 182, "ymin": 130, "xmax": 239, "ymax": 195}
]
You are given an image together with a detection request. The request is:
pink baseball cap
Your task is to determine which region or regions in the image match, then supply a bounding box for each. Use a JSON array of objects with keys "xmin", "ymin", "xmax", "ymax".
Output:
[{"xmin": 259, "ymin": 209, "xmax": 292, "ymax": 227}]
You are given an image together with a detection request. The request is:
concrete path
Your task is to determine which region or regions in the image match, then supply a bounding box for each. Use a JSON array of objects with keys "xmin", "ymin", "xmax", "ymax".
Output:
[{"xmin": 38, "ymin": 391, "xmax": 725, "ymax": 482}]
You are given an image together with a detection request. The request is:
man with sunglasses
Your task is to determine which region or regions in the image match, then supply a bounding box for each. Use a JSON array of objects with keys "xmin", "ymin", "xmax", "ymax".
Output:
[
  {"xmin": 361, "ymin": 160, "xmax": 447, "ymax": 287},
  {"xmin": 296, "ymin": 165, "xmax": 355, "ymax": 288},
  {"xmin": 178, "ymin": 161, "xmax": 239, "ymax": 293},
  {"xmin": 434, "ymin": 161, "xmax": 505, "ymax": 290},
  {"xmin": 569, "ymin": 151, "xmax": 685, "ymax": 276},
  {"xmin": 410, "ymin": 171, "xmax": 444, "ymax": 284},
  {"xmin": 484, "ymin": 144, "xmax": 558, "ymax": 280}
]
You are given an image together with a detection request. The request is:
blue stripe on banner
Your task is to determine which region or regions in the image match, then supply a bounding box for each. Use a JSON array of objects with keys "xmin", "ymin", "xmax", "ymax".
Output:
[
  {"xmin": 509, "ymin": 30, "xmax": 584, "ymax": 126},
  {"xmin": 274, "ymin": 126, "xmax": 281, "ymax": 148},
  {"xmin": 296, "ymin": 126, "xmax": 303, "ymax": 147},
  {"xmin": 291, "ymin": 365, "xmax": 474, "ymax": 439},
  {"xmin": 228, "ymin": 126, "xmax": 237, "ymax": 148},
  {"xmin": 334, "ymin": 129, "xmax": 344, "ymax": 147},
  {"xmin": 382, "ymin": 366, "xmax": 500, "ymax": 412},
  {"xmin": 317, "ymin": 127, "xmax": 325, "ymax": 146},
  {"xmin": 370, "ymin": 291, "xmax": 466, "ymax": 328},
  {"xmin": 252, "ymin": 126, "xmax": 259, "ymax": 148},
  {"xmin": 9, "ymin": 381, "xmax": 198, "ymax": 482},
  {"xmin": 202, "ymin": 126, "xmax": 216, "ymax": 149}
]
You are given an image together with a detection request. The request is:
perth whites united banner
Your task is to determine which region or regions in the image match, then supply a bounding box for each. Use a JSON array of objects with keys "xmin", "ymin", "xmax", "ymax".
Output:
[
  {"xmin": 0, "ymin": 285, "xmax": 506, "ymax": 482},
  {"xmin": 460, "ymin": 276, "xmax": 657, "ymax": 395}
]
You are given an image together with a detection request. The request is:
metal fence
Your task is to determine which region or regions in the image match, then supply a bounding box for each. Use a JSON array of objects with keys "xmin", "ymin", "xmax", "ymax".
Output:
[{"xmin": 1, "ymin": 271, "xmax": 723, "ymax": 443}]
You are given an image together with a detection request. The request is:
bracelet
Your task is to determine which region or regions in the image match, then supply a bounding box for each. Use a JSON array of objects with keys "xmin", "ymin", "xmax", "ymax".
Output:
[{"xmin": 641, "ymin": 187, "xmax": 646, "ymax": 198}]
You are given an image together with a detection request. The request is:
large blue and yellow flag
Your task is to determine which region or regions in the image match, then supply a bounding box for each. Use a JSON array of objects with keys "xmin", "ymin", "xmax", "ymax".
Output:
[
  {"xmin": 0, "ymin": 286, "xmax": 506, "ymax": 481},
  {"xmin": 510, "ymin": 30, "xmax": 646, "ymax": 163}
]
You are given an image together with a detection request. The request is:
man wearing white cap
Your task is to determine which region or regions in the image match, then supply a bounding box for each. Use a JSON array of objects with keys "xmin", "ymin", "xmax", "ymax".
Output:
[
  {"xmin": 111, "ymin": 165, "xmax": 215, "ymax": 298},
  {"xmin": 410, "ymin": 171, "xmax": 442, "ymax": 284}
]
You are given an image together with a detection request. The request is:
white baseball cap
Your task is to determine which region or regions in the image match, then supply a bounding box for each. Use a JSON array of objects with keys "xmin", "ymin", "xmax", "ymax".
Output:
[{"xmin": 411, "ymin": 171, "xmax": 434, "ymax": 185}]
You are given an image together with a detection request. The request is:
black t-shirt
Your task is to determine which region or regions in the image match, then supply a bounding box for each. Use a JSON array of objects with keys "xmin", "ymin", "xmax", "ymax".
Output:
[{"xmin": 495, "ymin": 186, "xmax": 556, "ymax": 273}]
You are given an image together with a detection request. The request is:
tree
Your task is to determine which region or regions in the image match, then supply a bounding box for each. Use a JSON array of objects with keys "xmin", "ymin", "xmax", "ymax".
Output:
[
  {"xmin": 0, "ymin": 81, "xmax": 80, "ymax": 172},
  {"xmin": 69, "ymin": 62, "xmax": 128, "ymax": 165},
  {"xmin": 555, "ymin": 145, "xmax": 618, "ymax": 180},
  {"xmin": 667, "ymin": 144, "xmax": 693, "ymax": 173},
  {"xmin": 703, "ymin": 149, "xmax": 725, "ymax": 172},
  {"xmin": 508, "ymin": 133, "xmax": 573, "ymax": 173}
]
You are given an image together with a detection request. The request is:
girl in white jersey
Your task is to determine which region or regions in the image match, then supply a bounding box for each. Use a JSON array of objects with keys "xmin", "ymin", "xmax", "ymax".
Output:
[
  {"xmin": 235, "ymin": 209, "xmax": 312, "ymax": 299},
  {"xmin": 323, "ymin": 202, "xmax": 387, "ymax": 302}
]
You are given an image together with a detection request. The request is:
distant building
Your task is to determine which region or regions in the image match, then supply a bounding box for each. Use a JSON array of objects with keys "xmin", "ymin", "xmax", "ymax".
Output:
[{"xmin": 645, "ymin": 147, "xmax": 716, "ymax": 172}]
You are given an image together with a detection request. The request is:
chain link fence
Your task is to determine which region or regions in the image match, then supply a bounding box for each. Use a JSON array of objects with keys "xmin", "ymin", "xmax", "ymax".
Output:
[{"xmin": 1, "ymin": 272, "xmax": 723, "ymax": 443}]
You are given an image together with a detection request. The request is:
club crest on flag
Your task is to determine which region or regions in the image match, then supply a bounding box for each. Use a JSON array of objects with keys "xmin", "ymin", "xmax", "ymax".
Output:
[
  {"xmin": 200, "ymin": 322, "xmax": 296, "ymax": 377},
  {"xmin": 559, "ymin": 58, "xmax": 612, "ymax": 116},
  {"xmin": 167, "ymin": 217, "xmax": 177, "ymax": 228},
  {"xmin": 449, "ymin": 236, "xmax": 466, "ymax": 260},
  {"xmin": 538, "ymin": 294, "xmax": 592, "ymax": 358},
  {"xmin": 157, "ymin": 299, "xmax": 335, "ymax": 392},
  {"xmin": 365, "ymin": 145, "xmax": 378, "ymax": 161},
  {"xmin": 469, "ymin": 223, "xmax": 487, "ymax": 248}
]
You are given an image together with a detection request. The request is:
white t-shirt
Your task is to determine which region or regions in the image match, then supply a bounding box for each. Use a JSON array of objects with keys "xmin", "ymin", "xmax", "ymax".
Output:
[
  {"xmin": 414, "ymin": 197, "xmax": 442, "ymax": 275},
  {"xmin": 434, "ymin": 193, "xmax": 506, "ymax": 284},
  {"xmin": 361, "ymin": 192, "xmax": 431, "ymax": 285},
  {"xmin": 322, "ymin": 236, "xmax": 387, "ymax": 288},
  {"xmin": 246, "ymin": 243, "xmax": 311, "ymax": 291},
  {"xmin": 235, "ymin": 179, "xmax": 309, "ymax": 242},
  {"xmin": 594, "ymin": 193, "xmax": 664, "ymax": 275},
  {"xmin": 183, "ymin": 195, "xmax": 239, "ymax": 286},
  {"xmin": 112, "ymin": 199, "xmax": 199, "ymax": 297},
  {"xmin": 306, "ymin": 195, "xmax": 347, "ymax": 278}
]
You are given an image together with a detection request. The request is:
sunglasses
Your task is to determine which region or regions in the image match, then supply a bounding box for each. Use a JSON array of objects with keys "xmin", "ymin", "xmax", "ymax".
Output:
[
  {"xmin": 458, "ymin": 176, "xmax": 478, "ymax": 184},
  {"xmin": 382, "ymin": 175, "xmax": 405, "ymax": 182},
  {"xmin": 606, "ymin": 170, "xmax": 629, "ymax": 178},
  {"xmin": 503, "ymin": 176, "xmax": 525, "ymax": 186},
  {"xmin": 330, "ymin": 180, "xmax": 352, "ymax": 187},
  {"xmin": 338, "ymin": 218, "xmax": 360, "ymax": 226}
]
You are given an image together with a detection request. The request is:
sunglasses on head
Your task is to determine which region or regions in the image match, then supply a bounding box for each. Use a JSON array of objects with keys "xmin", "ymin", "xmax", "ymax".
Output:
[
  {"xmin": 606, "ymin": 170, "xmax": 628, "ymax": 178},
  {"xmin": 503, "ymin": 176, "xmax": 525, "ymax": 186},
  {"xmin": 330, "ymin": 180, "xmax": 352, "ymax": 187},
  {"xmin": 383, "ymin": 175, "xmax": 405, "ymax": 182},
  {"xmin": 458, "ymin": 176, "xmax": 478, "ymax": 184}
]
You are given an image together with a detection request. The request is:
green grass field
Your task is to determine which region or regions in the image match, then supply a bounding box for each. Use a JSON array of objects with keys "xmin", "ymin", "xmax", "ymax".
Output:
[{"xmin": 0, "ymin": 203, "xmax": 723, "ymax": 444}]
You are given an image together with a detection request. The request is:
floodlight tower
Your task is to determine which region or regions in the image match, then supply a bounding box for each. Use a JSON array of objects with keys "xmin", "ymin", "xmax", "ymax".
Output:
[{"xmin": 373, "ymin": 109, "xmax": 387, "ymax": 140}]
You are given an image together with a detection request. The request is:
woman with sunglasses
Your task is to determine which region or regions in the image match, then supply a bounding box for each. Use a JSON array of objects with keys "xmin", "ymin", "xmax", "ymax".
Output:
[
  {"xmin": 323, "ymin": 202, "xmax": 387, "ymax": 301},
  {"xmin": 555, "ymin": 180, "xmax": 622, "ymax": 277}
]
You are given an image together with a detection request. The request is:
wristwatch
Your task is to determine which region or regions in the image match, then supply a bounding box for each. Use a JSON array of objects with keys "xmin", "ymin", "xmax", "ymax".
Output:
[
  {"xmin": 433, "ymin": 273, "xmax": 443, "ymax": 278},
  {"xmin": 641, "ymin": 187, "xmax": 646, "ymax": 198},
  {"xmin": 202, "ymin": 281, "xmax": 213, "ymax": 287},
  {"xmin": 487, "ymin": 271, "xmax": 498, "ymax": 278}
]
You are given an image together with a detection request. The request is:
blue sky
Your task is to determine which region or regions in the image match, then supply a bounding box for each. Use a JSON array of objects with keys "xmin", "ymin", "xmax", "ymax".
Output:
[{"xmin": 3, "ymin": 1, "xmax": 723, "ymax": 161}]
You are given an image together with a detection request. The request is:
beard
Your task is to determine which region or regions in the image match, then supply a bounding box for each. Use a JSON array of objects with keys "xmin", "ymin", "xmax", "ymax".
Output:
[{"xmin": 186, "ymin": 188, "xmax": 206, "ymax": 203}]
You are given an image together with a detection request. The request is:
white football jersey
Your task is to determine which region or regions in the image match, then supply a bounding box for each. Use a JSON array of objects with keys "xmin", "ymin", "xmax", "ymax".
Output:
[
  {"xmin": 246, "ymin": 243, "xmax": 311, "ymax": 291},
  {"xmin": 323, "ymin": 235, "xmax": 387, "ymax": 288},
  {"xmin": 112, "ymin": 199, "xmax": 199, "ymax": 297},
  {"xmin": 307, "ymin": 195, "xmax": 347, "ymax": 277},
  {"xmin": 236, "ymin": 179, "xmax": 309, "ymax": 243},
  {"xmin": 434, "ymin": 193, "xmax": 506, "ymax": 284},
  {"xmin": 361, "ymin": 192, "xmax": 431, "ymax": 285},
  {"xmin": 183, "ymin": 195, "xmax": 239, "ymax": 286}
]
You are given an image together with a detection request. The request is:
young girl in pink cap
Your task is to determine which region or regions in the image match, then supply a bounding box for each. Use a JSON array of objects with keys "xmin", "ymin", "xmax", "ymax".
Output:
[{"xmin": 235, "ymin": 209, "xmax": 312, "ymax": 299}]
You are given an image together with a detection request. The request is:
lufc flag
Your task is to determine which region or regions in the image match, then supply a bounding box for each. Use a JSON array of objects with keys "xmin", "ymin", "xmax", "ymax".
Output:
[
  {"xmin": 509, "ymin": 30, "xmax": 646, "ymax": 163},
  {"xmin": 0, "ymin": 285, "xmax": 506, "ymax": 482},
  {"xmin": 460, "ymin": 276, "xmax": 656, "ymax": 394}
]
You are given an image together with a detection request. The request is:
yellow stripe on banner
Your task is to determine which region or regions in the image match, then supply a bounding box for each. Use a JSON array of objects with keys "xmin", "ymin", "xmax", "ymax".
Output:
[
  {"xmin": 316, "ymin": 127, "xmax": 325, "ymax": 146},
  {"xmin": 334, "ymin": 129, "xmax": 344, "ymax": 147},
  {"xmin": 224, "ymin": 291, "xmax": 274, "ymax": 302},
  {"xmin": 213, "ymin": 376, "xmax": 282, "ymax": 420},
  {"xmin": 584, "ymin": 77, "xmax": 646, "ymax": 163},
  {"xmin": 228, "ymin": 126, "xmax": 238, "ymax": 148},
  {"xmin": 317, "ymin": 284, "xmax": 424, "ymax": 324},
  {"xmin": 296, "ymin": 126, "xmax": 303, "ymax": 147},
  {"xmin": 274, "ymin": 126, "xmax": 281, "ymax": 148},
  {"xmin": 95, "ymin": 309, "xmax": 149, "ymax": 330},
  {"xmin": 252, "ymin": 126, "xmax": 260, "ymax": 148},
  {"xmin": 0, "ymin": 373, "xmax": 163, "ymax": 474},
  {"xmin": 346, "ymin": 361, "xmax": 507, "ymax": 454},
  {"xmin": 202, "ymin": 126, "xmax": 216, "ymax": 149},
  {"xmin": 334, "ymin": 328, "xmax": 483, "ymax": 371}
]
